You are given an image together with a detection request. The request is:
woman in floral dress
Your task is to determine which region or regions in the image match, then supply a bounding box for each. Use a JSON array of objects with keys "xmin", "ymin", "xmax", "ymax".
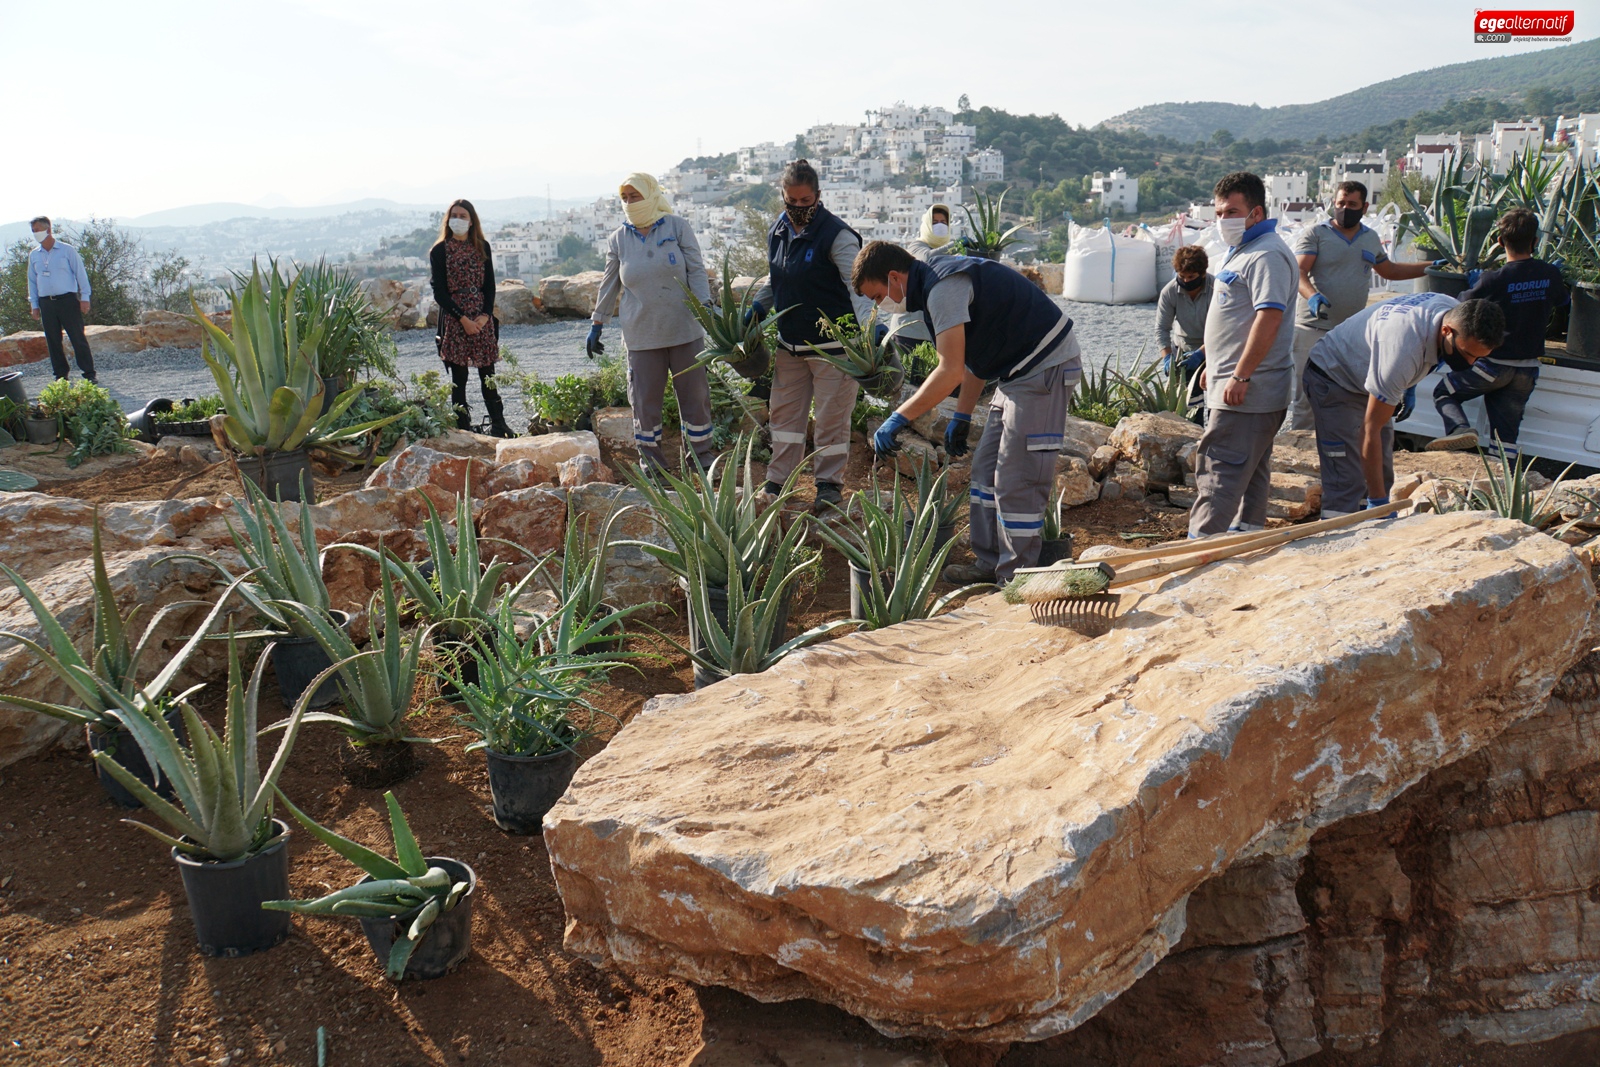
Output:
[{"xmin": 430, "ymin": 199, "xmax": 511, "ymax": 436}]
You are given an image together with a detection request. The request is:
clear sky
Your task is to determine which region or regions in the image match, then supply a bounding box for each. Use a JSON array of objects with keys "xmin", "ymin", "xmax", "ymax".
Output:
[{"xmin": 3, "ymin": 0, "xmax": 1595, "ymax": 222}]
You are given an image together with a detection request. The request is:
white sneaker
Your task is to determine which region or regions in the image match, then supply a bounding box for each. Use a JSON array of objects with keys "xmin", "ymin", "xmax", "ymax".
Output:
[{"xmin": 1426, "ymin": 430, "xmax": 1479, "ymax": 452}]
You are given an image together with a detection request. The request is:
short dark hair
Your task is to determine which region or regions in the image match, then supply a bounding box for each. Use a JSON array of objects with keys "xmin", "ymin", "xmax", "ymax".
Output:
[
  {"xmin": 780, "ymin": 159, "xmax": 820, "ymax": 194},
  {"xmin": 1335, "ymin": 180, "xmax": 1369, "ymax": 203},
  {"xmin": 851, "ymin": 240, "xmax": 917, "ymax": 293},
  {"xmin": 1497, "ymin": 208, "xmax": 1538, "ymax": 254},
  {"xmin": 1172, "ymin": 245, "xmax": 1208, "ymax": 275},
  {"xmin": 1446, "ymin": 299, "xmax": 1507, "ymax": 347},
  {"xmin": 29, "ymin": 216, "xmax": 49, "ymax": 230},
  {"xmin": 1214, "ymin": 171, "xmax": 1266, "ymax": 211}
]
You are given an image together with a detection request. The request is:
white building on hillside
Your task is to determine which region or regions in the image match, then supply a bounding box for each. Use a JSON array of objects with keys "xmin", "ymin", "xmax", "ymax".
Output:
[
  {"xmin": 927, "ymin": 151, "xmax": 964, "ymax": 185},
  {"xmin": 1265, "ymin": 171, "xmax": 1308, "ymax": 217},
  {"xmin": 1405, "ymin": 134, "xmax": 1463, "ymax": 181},
  {"xmin": 968, "ymin": 147, "xmax": 1005, "ymax": 182},
  {"xmin": 941, "ymin": 123, "xmax": 976, "ymax": 155},
  {"xmin": 1320, "ymin": 151, "xmax": 1387, "ymax": 202},
  {"xmin": 737, "ymin": 141, "xmax": 788, "ymax": 180},
  {"xmin": 1092, "ymin": 168, "xmax": 1138, "ymax": 214},
  {"xmin": 1573, "ymin": 114, "xmax": 1600, "ymax": 165},
  {"xmin": 1480, "ymin": 120, "xmax": 1545, "ymax": 173}
]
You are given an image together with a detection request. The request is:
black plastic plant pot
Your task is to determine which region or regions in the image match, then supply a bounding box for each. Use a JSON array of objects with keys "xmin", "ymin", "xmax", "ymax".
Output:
[
  {"xmin": 0, "ymin": 371, "xmax": 27, "ymax": 412},
  {"xmin": 848, "ymin": 562, "xmax": 895, "ymax": 622},
  {"xmin": 582, "ymin": 603, "xmax": 626, "ymax": 656},
  {"xmin": 238, "ymin": 448, "xmax": 314, "ymax": 503},
  {"xmin": 902, "ymin": 518, "xmax": 957, "ymax": 554},
  {"xmin": 128, "ymin": 398, "xmax": 174, "ymax": 443},
  {"xmin": 484, "ymin": 747, "xmax": 578, "ymax": 834},
  {"xmin": 1037, "ymin": 536, "xmax": 1074, "ymax": 568},
  {"xmin": 1568, "ymin": 282, "xmax": 1600, "ymax": 361},
  {"xmin": 87, "ymin": 707, "xmax": 188, "ymax": 809},
  {"xmin": 680, "ymin": 578, "xmax": 790, "ymax": 656},
  {"xmin": 1421, "ymin": 266, "xmax": 1468, "ymax": 297},
  {"xmin": 24, "ymin": 416, "xmax": 58, "ymax": 445},
  {"xmin": 358, "ymin": 857, "xmax": 476, "ymax": 981},
  {"xmin": 692, "ymin": 662, "xmax": 726, "ymax": 690},
  {"xmin": 429, "ymin": 631, "xmax": 485, "ymax": 702},
  {"xmin": 269, "ymin": 611, "xmax": 351, "ymax": 710},
  {"xmin": 171, "ymin": 819, "xmax": 292, "ymax": 958}
]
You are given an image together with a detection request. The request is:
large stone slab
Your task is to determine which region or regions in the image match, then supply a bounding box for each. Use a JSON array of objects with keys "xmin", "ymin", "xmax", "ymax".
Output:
[{"xmin": 544, "ymin": 513, "xmax": 1594, "ymax": 1043}]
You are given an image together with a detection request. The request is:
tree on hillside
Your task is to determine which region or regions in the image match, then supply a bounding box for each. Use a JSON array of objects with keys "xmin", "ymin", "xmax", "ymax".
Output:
[
  {"xmin": 144, "ymin": 248, "xmax": 193, "ymax": 312},
  {"xmin": 71, "ymin": 218, "xmax": 145, "ymax": 326},
  {"xmin": 1211, "ymin": 129, "xmax": 1235, "ymax": 147},
  {"xmin": 0, "ymin": 242, "xmax": 33, "ymax": 335}
]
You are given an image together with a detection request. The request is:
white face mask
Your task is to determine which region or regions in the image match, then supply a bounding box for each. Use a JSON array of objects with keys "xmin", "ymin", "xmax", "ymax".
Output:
[
  {"xmin": 448, "ymin": 217, "xmax": 471, "ymax": 236},
  {"xmin": 1217, "ymin": 215, "xmax": 1251, "ymax": 247},
  {"xmin": 930, "ymin": 222, "xmax": 949, "ymax": 238},
  {"xmin": 877, "ymin": 274, "xmax": 909, "ymax": 315},
  {"xmin": 32, "ymin": 230, "xmax": 48, "ymax": 244}
]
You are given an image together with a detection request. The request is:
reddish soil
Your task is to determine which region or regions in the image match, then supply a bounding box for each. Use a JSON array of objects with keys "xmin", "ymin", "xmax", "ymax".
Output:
[{"xmin": 37, "ymin": 451, "xmax": 372, "ymax": 506}]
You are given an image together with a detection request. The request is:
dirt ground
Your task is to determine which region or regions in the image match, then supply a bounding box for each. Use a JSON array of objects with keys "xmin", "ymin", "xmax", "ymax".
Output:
[{"xmin": 3, "ymin": 431, "xmax": 1595, "ymax": 1065}]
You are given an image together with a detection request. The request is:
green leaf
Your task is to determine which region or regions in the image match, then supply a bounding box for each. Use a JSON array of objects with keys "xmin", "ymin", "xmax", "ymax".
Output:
[{"xmin": 384, "ymin": 791, "xmax": 427, "ymax": 877}]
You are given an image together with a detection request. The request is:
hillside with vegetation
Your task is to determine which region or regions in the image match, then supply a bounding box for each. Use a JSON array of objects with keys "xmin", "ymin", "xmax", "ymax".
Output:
[{"xmin": 1103, "ymin": 36, "xmax": 1600, "ymax": 143}]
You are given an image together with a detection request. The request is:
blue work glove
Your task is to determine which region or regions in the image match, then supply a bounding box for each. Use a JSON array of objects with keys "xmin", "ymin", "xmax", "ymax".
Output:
[
  {"xmin": 944, "ymin": 412, "xmax": 972, "ymax": 457},
  {"xmin": 585, "ymin": 323, "xmax": 604, "ymax": 358},
  {"xmin": 1431, "ymin": 259, "xmax": 1451, "ymax": 269},
  {"xmin": 1466, "ymin": 269, "xmax": 1482, "ymax": 287},
  {"xmin": 1307, "ymin": 293, "xmax": 1331, "ymax": 319},
  {"xmin": 1394, "ymin": 385, "xmax": 1416, "ymax": 423},
  {"xmin": 1180, "ymin": 348, "xmax": 1205, "ymax": 376},
  {"xmin": 873, "ymin": 322, "xmax": 889, "ymax": 345},
  {"xmin": 873, "ymin": 412, "xmax": 909, "ymax": 458},
  {"xmin": 1160, "ymin": 351, "xmax": 1174, "ymax": 373},
  {"xmin": 744, "ymin": 301, "xmax": 766, "ymax": 327},
  {"xmin": 1364, "ymin": 496, "xmax": 1390, "ymax": 510}
]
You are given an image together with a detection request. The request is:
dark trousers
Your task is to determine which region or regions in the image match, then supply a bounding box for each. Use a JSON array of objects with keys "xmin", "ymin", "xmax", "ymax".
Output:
[
  {"xmin": 38, "ymin": 295, "xmax": 96, "ymax": 381},
  {"xmin": 1433, "ymin": 358, "xmax": 1539, "ymax": 455},
  {"xmin": 446, "ymin": 362, "xmax": 507, "ymax": 432},
  {"xmin": 1188, "ymin": 407, "xmax": 1286, "ymax": 537}
]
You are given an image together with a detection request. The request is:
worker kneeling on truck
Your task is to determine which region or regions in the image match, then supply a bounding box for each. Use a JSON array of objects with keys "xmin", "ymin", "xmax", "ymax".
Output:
[{"xmin": 1304, "ymin": 294, "xmax": 1505, "ymax": 517}]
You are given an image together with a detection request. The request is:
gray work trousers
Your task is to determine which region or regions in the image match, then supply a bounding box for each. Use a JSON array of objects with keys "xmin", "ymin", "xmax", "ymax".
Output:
[
  {"xmin": 970, "ymin": 356, "xmax": 1080, "ymax": 582},
  {"xmin": 629, "ymin": 339, "xmax": 716, "ymax": 469},
  {"xmin": 1303, "ymin": 364, "xmax": 1392, "ymax": 517},
  {"xmin": 1285, "ymin": 325, "xmax": 1325, "ymax": 432},
  {"xmin": 767, "ymin": 347, "xmax": 859, "ymax": 487},
  {"xmin": 1188, "ymin": 407, "xmax": 1286, "ymax": 537}
]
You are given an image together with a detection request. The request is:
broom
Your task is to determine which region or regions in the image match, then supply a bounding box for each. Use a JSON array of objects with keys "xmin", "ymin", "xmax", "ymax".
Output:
[{"xmin": 1004, "ymin": 501, "xmax": 1409, "ymax": 605}]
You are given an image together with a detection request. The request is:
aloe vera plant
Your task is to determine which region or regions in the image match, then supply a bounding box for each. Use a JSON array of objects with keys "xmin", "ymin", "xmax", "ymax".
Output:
[
  {"xmin": 91, "ymin": 631, "xmax": 312, "ymax": 861},
  {"xmin": 264, "ymin": 790, "xmax": 472, "ymax": 980},
  {"xmin": 681, "ymin": 256, "xmax": 791, "ymax": 376},
  {"xmin": 533, "ymin": 501, "xmax": 656, "ymax": 656},
  {"xmin": 1115, "ymin": 347, "xmax": 1192, "ymax": 416},
  {"xmin": 1436, "ymin": 437, "xmax": 1576, "ymax": 529},
  {"xmin": 1041, "ymin": 488, "xmax": 1068, "ymax": 543},
  {"xmin": 804, "ymin": 310, "xmax": 908, "ymax": 398},
  {"xmin": 908, "ymin": 455, "xmax": 964, "ymax": 529},
  {"xmin": 960, "ymin": 187, "xmax": 1026, "ymax": 259},
  {"xmin": 196, "ymin": 260, "xmax": 403, "ymax": 459},
  {"xmin": 815, "ymin": 470, "xmax": 992, "ymax": 630},
  {"xmin": 0, "ymin": 514, "xmax": 244, "ymax": 730}
]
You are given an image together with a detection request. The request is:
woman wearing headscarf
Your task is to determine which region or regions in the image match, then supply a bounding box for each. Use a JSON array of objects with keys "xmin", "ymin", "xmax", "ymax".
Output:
[
  {"xmin": 589, "ymin": 172, "xmax": 716, "ymax": 473},
  {"xmin": 905, "ymin": 203, "xmax": 955, "ymax": 262},
  {"xmin": 430, "ymin": 198, "xmax": 511, "ymax": 436}
]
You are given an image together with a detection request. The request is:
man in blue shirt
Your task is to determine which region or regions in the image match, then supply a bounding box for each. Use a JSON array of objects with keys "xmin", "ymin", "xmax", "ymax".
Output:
[{"xmin": 27, "ymin": 217, "xmax": 97, "ymax": 383}]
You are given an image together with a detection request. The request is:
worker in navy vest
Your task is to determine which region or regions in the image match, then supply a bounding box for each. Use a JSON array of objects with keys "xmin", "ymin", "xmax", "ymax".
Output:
[
  {"xmin": 749, "ymin": 160, "xmax": 876, "ymax": 513},
  {"xmin": 853, "ymin": 241, "xmax": 1081, "ymax": 584}
]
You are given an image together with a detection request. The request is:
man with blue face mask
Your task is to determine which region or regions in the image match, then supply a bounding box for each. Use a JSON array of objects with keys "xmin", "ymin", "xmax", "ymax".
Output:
[
  {"xmin": 26, "ymin": 217, "xmax": 97, "ymax": 383},
  {"xmin": 1189, "ymin": 172, "xmax": 1298, "ymax": 538}
]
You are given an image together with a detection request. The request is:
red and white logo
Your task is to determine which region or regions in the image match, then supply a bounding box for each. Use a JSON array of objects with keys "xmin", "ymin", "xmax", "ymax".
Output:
[{"xmin": 1475, "ymin": 9, "xmax": 1575, "ymax": 40}]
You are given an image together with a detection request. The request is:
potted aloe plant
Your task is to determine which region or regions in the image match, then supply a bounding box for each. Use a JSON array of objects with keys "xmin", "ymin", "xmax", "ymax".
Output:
[
  {"xmin": 905, "ymin": 456, "xmax": 964, "ymax": 552},
  {"xmin": 805, "ymin": 310, "xmax": 909, "ymax": 400},
  {"xmin": 196, "ymin": 260, "xmax": 402, "ymax": 501},
  {"xmin": 277, "ymin": 561, "xmax": 436, "ymax": 789},
  {"xmin": 1039, "ymin": 488, "xmax": 1073, "ymax": 566},
  {"xmin": 681, "ymin": 255, "xmax": 792, "ymax": 380},
  {"xmin": 533, "ymin": 501, "xmax": 654, "ymax": 657},
  {"xmin": 178, "ymin": 474, "xmax": 350, "ymax": 708},
  {"xmin": 265, "ymin": 790, "xmax": 476, "ymax": 981},
  {"xmin": 444, "ymin": 599, "xmax": 623, "ymax": 832},
  {"xmin": 816, "ymin": 469, "xmax": 993, "ymax": 631},
  {"xmin": 0, "ymin": 515, "xmax": 243, "ymax": 807},
  {"xmin": 959, "ymin": 187, "xmax": 1026, "ymax": 261},
  {"xmin": 93, "ymin": 632, "xmax": 312, "ymax": 957}
]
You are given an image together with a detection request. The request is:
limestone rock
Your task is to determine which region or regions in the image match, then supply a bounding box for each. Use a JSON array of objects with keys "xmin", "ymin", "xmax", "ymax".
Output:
[
  {"xmin": 476, "ymin": 487, "xmax": 567, "ymax": 561},
  {"xmin": 363, "ymin": 443, "xmax": 486, "ymax": 498},
  {"xmin": 591, "ymin": 406, "xmax": 635, "ymax": 452},
  {"xmin": 567, "ymin": 484, "xmax": 676, "ymax": 609},
  {"xmin": 1102, "ymin": 460, "xmax": 1148, "ymax": 502},
  {"xmin": 82, "ymin": 324, "xmax": 146, "ymax": 354},
  {"xmin": 1178, "ymin": 855, "xmax": 1306, "ymax": 951},
  {"xmin": 1053, "ymin": 455, "xmax": 1099, "ymax": 509},
  {"xmin": 1107, "ymin": 412, "xmax": 1202, "ymax": 487},
  {"xmin": 0, "ymin": 331, "xmax": 48, "ymax": 367},
  {"xmin": 895, "ymin": 435, "xmax": 941, "ymax": 479},
  {"xmin": 1178, "ymin": 440, "xmax": 1198, "ymax": 474},
  {"xmin": 544, "ymin": 513, "xmax": 1593, "ymax": 1042},
  {"xmin": 497, "ymin": 431, "xmax": 600, "ymax": 469},
  {"xmin": 138, "ymin": 310, "xmax": 206, "ymax": 348},
  {"xmin": 1270, "ymin": 430, "xmax": 1321, "ymax": 478},
  {"xmin": 559, "ymin": 454, "xmax": 615, "ymax": 487},
  {"xmin": 1061, "ymin": 415, "xmax": 1113, "ymax": 462},
  {"xmin": 538, "ymin": 272, "xmax": 606, "ymax": 318},
  {"xmin": 493, "ymin": 280, "xmax": 550, "ymax": 326},
  {"xmin": 479, "ymin": 459, "xmax": 556, "ymax": 496},
  {"xmin": 1087, "ymin": 444, "xmax": 1118, "ymax": 480}
]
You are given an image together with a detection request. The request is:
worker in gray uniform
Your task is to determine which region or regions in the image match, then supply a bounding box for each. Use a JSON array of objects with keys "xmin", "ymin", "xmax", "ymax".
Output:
[
  {"xmin": 853, "ymin": 241, "xmax": 1080, "ymax": 584},
  {"xmin": 1156, "ymin": 243, "xmax": 1213, "ymax": 372},
  {"xmin": 588, "ymin": 172, "xmax": 716, "ymax": 474},
  {"xmin": 1304, "ymin": 294, "xmax": 1505, "ymax": 515},
  {"xmin": 749, "ymin": 159, "xmax": 877, "ymax": 513},
  {"xmin": 1190, "ymin": 172, "xmax": 1300, "ymax": 538},
  {"xmin": 1288, "ymin": 180, "xmax": 1438, "ymax": 430}
]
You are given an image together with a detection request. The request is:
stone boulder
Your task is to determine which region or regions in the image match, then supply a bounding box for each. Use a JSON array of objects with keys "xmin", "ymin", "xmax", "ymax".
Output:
[
  {"xmin": 496, "ymin": 430, "xmax": 600, "ymax": 469},
  {"xmin": 559, "ymin": 454, "xmax": 615, "ymax": 487},
  {"xmin": 1053, "ymin": 454, "xmax": 1099, "ymax": 509},
  {"xmin": 567, "ymin": 483, "xmax": 676, "ymax": 609},
  {"xmin": 83, "ymin": 324, "xmax": 146, "ymax": 354},
  {"xmin": 363, "ymin": 442, "xmax": 488, "ymax": 498},
  {"xmin": 544, "ymin": 513, "xmax": 1593, "ymax": 1043},
  {"xmin": 591, "ymin": 406, "xmax": 634, "ymax": 452},
  {"xmin": 479, "ymin": 459, "xmax": 556, "ymax": 496},
  {"xmin": 476, "ymin": 487, "xmax": 568, "ymax": 561},
  {"xmin": 493, "ymin": 280, "xmax": 550, "ymax": 326},
  {"xmin": 138, "ymin": 310, "xmax": 206, "ymax": 349},
  {"xmin": 1099, "ymin": 460, "xmax": 1148, "ymax": 502},
  {"xmin": 1108, "ymin": 411, "xmax": 1203, "ymax": 488},
  {"xmin": 0, "ymin": 494, "xmax": 230, "ymax": 577},
  {"xmin": 0, "ymin": 332, "xmax": 48, "ymax": 367},
  {"xmin": 358, "ymin": 277, "xmax": 406, "ymax": 316},
  {"xmin": 538, "ymin": 272, "xmax": 606, "ymax": 318},
  {"xmin": 1061, "ymin": 414, "xmax": 1112, "ymax": 462}
]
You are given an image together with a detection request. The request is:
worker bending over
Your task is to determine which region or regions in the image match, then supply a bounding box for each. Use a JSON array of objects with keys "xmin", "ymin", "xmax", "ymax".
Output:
[
  {"xmin": 853, "ymin": 242, "xmax": 1080, "ymax": 584},
  {"xmin": 1304, "ymin": 294, "xmax": 1505, "ymax": 515}
]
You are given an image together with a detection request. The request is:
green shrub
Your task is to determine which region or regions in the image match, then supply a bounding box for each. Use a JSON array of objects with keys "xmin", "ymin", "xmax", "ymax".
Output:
[
  {"xmin": 152, "ymin": 395, "xmax": 225, "ymax": 424},
  {"xmin": 326, "ymin": 372, "xmax": 455, "ymax": 453},
  {"xmin": 37, "ymin": 378, "xmax": 135, "ymax": 467}
]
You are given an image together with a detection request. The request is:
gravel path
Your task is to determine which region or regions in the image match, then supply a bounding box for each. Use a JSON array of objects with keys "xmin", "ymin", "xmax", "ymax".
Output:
[{"xmin": 12, "ymin": 300, "xmax": 1157, "ymax": 425}]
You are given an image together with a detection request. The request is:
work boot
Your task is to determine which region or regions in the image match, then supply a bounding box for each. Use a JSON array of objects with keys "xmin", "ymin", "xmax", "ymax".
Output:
[
  {"xmin": 941, "ymin": 562, "xmax": 996, "ymax": 584},
  {"xmin": 812, "ymin": 482, "xmax": 845, "ymax": 515},
  {"xmin": 1426, "ymin": 429, "xmax": 1479, "ymax": 451}
]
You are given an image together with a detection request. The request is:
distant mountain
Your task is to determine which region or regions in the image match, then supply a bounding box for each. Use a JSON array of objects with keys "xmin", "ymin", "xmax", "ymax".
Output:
[
  {"xmin": 117, "ymin": 195, "xmax": 595, "ymax": 230},
  {"xmin": 1101, "ymin": 37, "xmax": 1600, "ymax": 143}
]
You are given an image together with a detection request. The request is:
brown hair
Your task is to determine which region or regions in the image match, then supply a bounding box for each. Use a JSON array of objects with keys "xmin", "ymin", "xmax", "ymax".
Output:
[
  {"xmin": 1172, "ymin": 245, "xmax": 1208, "ymax": 276},
  {"xmin": 780, "ymin": 159, "xmax": 821, "ymax": 195},
  {"xmin": 432, "ymin": 199, "xmax": 490, "ymax": 259},
  {"xmin": 851, "ymin": 240, "xmax": 917, "ymax": 293},
  {"xmin": 1497, "ymin": 208, "xmax": 1538, "ymax": 254},
  {"xmin": 1214, "ymin": 171, "xmax": 1266, "ymax": 211}
]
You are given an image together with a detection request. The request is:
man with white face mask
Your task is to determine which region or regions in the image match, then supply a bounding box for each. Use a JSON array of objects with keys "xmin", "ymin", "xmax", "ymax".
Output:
[
  {"xmin": 26, "ymin": 216, "xmax": 97, "ymax": 382},
  {"xmin": 1189, "ymin": 172, "xmax": 1298, "ymax": 538}
]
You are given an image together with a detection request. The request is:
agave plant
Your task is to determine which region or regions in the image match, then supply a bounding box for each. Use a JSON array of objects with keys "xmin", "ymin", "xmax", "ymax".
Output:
[
  {"xmin": 290, "ymin": 259, "xmax": 397, "ymax": 380},
  {"xmin": 1115, "ymin": 347, "xmax": 1192, "ymax": 416},
  {"xmin": 1398, "ymin": 153, "xmax": 1502, "ymax": 274},
  {"xmin": 533, "ymin": 501, "xmax": 657, "ymax": 656},
  {"xmin": 91, "ymin": 631, "xmax": 312, "ymax": 862},
  {"xmin": 815, "ymin": 470, "xmax": 992, "ymax": 631},
  {"xmin": 681, "ymin": 256, "xmax": 791, "ymax": 378},
  {"xmin": 0, "ymin": 514, "xmax": 244, "ymax": 730},
  {"xmin": 617, "ymin": 432, "xmax": 804, "ymax": 589},
  {"xmin": 196, "ymin": 260, "xmax": 402, "ymax": 459},
  {"xmin": 960, "ymin": 187, "xmax": 1026, "ymax": 259},
  {"xmin": 1432, "ymin": 437, "xmax": 1576, "ymax": 529},
  {"xmin": 804, "ymin": 310, "xmax": 908, "ymax": 399},
  {"xmin": 264, "ymin": 790, "xmax": 471, "ymax": 980},
  {"xmin": 1041, "ymin": 487, "xmax": 1069, "ymax": 543},
  {"xmin": 908, "ymin": 454, "xmax": 964, "ymax": 529}
]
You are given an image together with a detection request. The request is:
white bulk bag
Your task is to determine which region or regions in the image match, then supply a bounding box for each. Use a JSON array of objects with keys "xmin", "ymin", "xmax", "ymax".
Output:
[{"xmin": 1062, "ymin": 221, "xmax": 1158, "ymax": 304}]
